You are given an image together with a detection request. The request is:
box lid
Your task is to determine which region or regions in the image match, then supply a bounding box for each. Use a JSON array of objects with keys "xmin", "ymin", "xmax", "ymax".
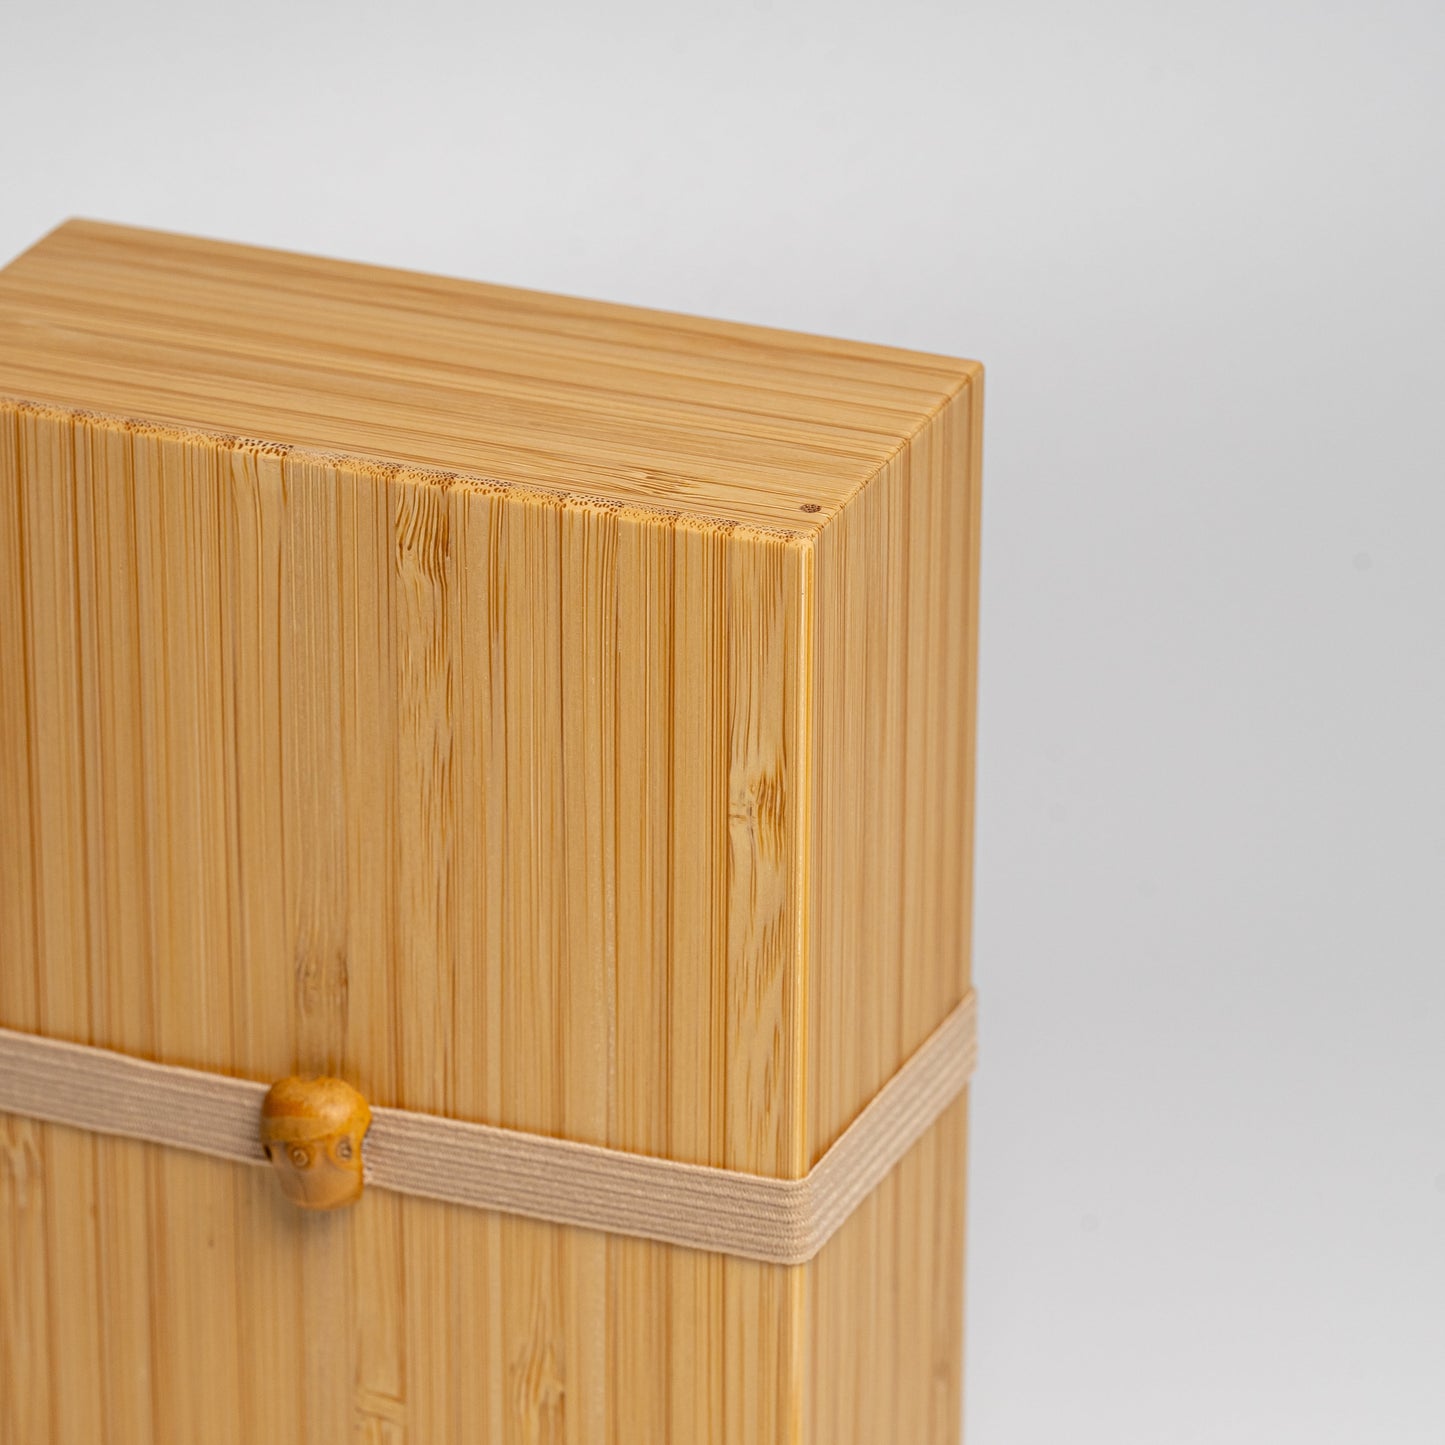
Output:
[{"xmin": 0, "ymin": 219, "xmax": 977, "ymax": 533}]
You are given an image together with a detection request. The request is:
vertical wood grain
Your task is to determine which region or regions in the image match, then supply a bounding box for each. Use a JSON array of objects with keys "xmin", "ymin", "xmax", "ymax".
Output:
[
  {"xmin": 18, "ymin": 410, "xmax": 106, "ymax": 1445},
  {"xmin": 223, "ymin": 445, "xmax": 307, "ymax": 1445},
  {"xmin": 664, "ymin": 523, "xmax": 728, "ymax": 1445},
  {"xmin": 0, "ymin": 404, "xmax": 52, "ymax": 1445},
  {"xmin": 72, "ymin": 419, "xmax": 156, "ymax": 1445},
  {"xmin": 0, "ymin": 357, "xmax": 978, "ymax": 1445},
  {"xmin": 804, "ymin": 376, "xmax": 981, "ymax": 1445}
]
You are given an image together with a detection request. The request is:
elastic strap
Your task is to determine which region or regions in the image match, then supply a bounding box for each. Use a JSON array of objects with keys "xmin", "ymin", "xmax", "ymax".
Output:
[{"xmin": 0, "ymin": 990, "xmax": 975, "ymax": 1265}]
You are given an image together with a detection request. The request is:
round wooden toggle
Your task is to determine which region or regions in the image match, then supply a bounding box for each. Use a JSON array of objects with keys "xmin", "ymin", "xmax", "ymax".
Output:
[{"xmin": 260, "ymin": 1076, "xmax": 372, "ymax": 1210}]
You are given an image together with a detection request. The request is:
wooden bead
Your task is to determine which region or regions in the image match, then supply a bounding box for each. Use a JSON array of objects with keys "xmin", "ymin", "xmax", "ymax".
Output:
[{"xmin": 260, "ymin": 1077, "xmax": 371, "ymax": 1210}]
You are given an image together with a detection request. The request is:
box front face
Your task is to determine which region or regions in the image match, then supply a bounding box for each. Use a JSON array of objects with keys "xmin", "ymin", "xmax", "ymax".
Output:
[{"xmin": 0, "ymin": 407, "xmax": 816, "ymax": 1444}]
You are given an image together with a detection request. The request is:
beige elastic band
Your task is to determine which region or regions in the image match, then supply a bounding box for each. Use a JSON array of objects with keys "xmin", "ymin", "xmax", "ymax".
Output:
[{"xmin": 0, "ymin": 990, "xmax": 975, "ymax": 1264}]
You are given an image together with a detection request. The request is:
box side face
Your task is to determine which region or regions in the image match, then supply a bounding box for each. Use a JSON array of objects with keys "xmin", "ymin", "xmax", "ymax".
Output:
[
  {"xmin": 803, "ymin": 376, "xmax": 983, "ymax": 1443},
  {"xmin": 0, "ymin": 401, "xmax": 812, "ymax": 1443},
  {"xmin": 0, "ymin": 219, "xmax": 977, "ymax": 533}
]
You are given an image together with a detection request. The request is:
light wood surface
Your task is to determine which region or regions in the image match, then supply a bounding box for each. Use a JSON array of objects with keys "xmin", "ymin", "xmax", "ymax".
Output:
[
  {"xmin": 0, "ymin": 221, "xmax": 982, "ymax": 1445},
  {"xmin": 0, "ymin": 219, "xmax": 972, "ymax": 533}
]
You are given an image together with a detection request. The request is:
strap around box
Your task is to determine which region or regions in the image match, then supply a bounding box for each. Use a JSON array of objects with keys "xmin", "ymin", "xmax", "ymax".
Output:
[{"xmin": 0, "ymin": 991, "xmax": 976, "ymax": 1264}]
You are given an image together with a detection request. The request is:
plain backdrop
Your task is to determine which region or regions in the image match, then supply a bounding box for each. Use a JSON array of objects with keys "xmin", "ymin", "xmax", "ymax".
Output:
[{"xmin": 2, "ymin": 2, "xmax": 1441, "ymax": 1440}]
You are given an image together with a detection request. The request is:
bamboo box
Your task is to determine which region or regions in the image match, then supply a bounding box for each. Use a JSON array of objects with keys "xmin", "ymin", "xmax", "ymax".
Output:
[{"xmin": 0, "ymin": 221, "xmax": 983, "ymax": 1445}]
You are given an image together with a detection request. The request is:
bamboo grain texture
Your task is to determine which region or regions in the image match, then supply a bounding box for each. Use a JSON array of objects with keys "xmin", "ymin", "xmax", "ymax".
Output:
[{"xmin": 0, "ymin": 221, "xmax": 982, "ymax": 1445}]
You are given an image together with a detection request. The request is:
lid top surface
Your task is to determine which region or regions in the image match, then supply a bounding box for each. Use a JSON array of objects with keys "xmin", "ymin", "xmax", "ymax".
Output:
[{"xmin": 0, "ymin": 220, "xmax": 978, "ymax": 534}]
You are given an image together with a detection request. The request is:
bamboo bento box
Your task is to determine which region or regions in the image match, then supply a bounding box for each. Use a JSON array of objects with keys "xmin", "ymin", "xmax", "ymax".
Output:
[{"xmin": 0, "ymin": 221, "xmax": 983, "ymax": 1445}]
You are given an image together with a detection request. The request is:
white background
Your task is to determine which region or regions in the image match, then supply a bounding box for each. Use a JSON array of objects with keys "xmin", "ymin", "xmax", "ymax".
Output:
[{"xmin": 3, "ymin": 2, "xmax": 1442, "ymax": 1439}]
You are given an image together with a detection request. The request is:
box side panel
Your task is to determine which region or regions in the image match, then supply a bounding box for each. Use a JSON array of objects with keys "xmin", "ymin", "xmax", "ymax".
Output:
[
  {"xmin": 804, "ymin": 374, "xmax": 983, "ymax": 1444},
  {"xmin": 0, "ymin": 397, "xmax": 59, "ymax": 1442},
  {"xmin": 0, "ymin": 401, "xmax": 810, "ymax": 1444}
]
